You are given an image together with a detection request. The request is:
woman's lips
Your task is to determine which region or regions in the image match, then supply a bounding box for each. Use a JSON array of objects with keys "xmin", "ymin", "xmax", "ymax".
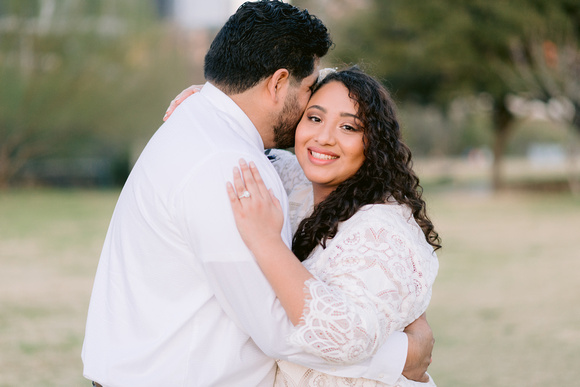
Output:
[
  {"xmin": 310, "ymin": 150, "xmax": 338, "ymax": 160},
  {"xmin": 307, "ymin": 148, "xmax": 339, "ymax": 164}
]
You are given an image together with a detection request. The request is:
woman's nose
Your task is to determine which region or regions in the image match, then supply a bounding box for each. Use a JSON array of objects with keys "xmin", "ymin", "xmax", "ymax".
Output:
[{"xmin": 314, "ymin": 124, "xmax": 334, "ymax": 145}]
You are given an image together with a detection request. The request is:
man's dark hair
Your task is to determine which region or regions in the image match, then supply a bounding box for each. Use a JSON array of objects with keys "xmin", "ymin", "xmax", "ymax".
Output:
[{"xmin": 204, "ymin": 0, "xmax": 332, "ymax": 94}]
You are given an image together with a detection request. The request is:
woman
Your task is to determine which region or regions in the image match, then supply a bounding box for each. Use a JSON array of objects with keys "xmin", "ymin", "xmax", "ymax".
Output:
[
  {"xmin": 167, "ymin": 68, "xmax": 440, "ymax": 386},
  {"xmin": 224, "ymin": 68, "xmax": 440, "ymax": 386}
]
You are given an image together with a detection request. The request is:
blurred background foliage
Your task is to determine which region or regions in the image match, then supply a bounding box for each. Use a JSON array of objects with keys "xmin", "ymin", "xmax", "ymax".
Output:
[
  {"xmin": 296, "ymin": 0, "xmax": 580, "ymax": 192},
  {"xmin": 0, "ymin": 0, "xmax": 191, "ymax": 188},
  {"xmin": 1, "ymin": 0, "xmax": 579, "ymax": 192}
]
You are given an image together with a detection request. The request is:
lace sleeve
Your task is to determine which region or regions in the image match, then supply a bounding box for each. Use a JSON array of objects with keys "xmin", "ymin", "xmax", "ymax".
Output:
[{"xmin": 289, "ymin": 204, "xmax": 438, "ymax": 365}]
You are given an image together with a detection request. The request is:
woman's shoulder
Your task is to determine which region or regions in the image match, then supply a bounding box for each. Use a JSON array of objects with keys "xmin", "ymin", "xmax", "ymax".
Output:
[
  {"xmin": 265, "ymin": 148, "xmax": 298, "ymax": 168},
  {"xmin": 343, "ymin": 201, "xmax": 413, "ymax": 228},
  {"xmin": 266, "ymin": 149, "xmax": 310, "ymax": 194},
  {"xmin": 331, "ymin": 202, "xmax": 439, "ymax": 280},
  {"xmin": 337, "ymin": 202, "xmax": 434, "ymax": 254}
]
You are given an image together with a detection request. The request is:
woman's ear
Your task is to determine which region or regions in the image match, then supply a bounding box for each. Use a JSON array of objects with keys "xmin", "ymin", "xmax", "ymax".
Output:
[{"xmin": 266, "ymin": 68, "xmax": 290, "ymax": 103}]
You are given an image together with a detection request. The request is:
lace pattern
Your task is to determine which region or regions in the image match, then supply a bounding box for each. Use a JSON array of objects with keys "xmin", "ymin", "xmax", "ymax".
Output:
[
  {"xmin": 274, "ymin": 360, "xmax": 436, "ymax": 387},
  {"xmin": 290, "ymin": 205, "xmax": 437, "ymax": 365},
  {"xmin": 269, "ymin": 150, "xmax": 438, "ymax": 387}
]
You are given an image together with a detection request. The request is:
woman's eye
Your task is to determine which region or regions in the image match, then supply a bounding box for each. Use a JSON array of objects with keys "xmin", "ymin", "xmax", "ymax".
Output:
[
  {"xmin": 342, "ymin": 124, "xmax": 358, "ymax": 131},
  {"xmin": 308, "ymin": 115, "xmax": 321, "ymax": 123}
]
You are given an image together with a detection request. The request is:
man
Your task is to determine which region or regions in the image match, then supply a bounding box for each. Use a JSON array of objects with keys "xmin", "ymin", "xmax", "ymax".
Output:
[{"xmin": 82, "ymin": 2, "xmax": 433, "ymax": 386}]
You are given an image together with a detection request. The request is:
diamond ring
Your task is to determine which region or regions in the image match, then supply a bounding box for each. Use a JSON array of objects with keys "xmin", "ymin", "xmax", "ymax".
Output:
[{"xmin": 238, "ymin": 190, "xmax": 251, "ymax": 199}]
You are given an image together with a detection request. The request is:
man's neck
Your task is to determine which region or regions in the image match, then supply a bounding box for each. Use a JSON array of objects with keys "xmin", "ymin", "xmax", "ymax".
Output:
[{"xmin": 229, "ymin": 89, "xmax": 276, "ymax": 148}]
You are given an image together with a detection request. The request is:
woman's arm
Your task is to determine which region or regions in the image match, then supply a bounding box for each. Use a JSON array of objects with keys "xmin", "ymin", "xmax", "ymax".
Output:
[
  {"xmin": 226, "ymin": 159, "xmax": 313, "ymax": 325},
  {"xmin": 228, "ymin": 159, "xmax": 437, "ymax": 371}
]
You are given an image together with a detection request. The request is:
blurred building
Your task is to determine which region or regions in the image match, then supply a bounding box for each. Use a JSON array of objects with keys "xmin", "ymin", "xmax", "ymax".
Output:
[
  {"xmin": 154, "ymin": 0, "xmax": 251, "ymax": 71},
  {"xmin": 156, "ymin": 0, "xmax": 248, "ymax": 29}
]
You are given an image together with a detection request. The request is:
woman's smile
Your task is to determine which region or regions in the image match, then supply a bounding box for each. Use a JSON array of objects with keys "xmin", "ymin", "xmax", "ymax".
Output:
[{"xmin": 308, "ymin": 147, "xmax": 339, "ymax": 162}]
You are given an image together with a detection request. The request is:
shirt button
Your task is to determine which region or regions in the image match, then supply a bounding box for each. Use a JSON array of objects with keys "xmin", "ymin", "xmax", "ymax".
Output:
[{"xmin": 378, "ymin": 373, "xmax": 385, "ymax": 378}]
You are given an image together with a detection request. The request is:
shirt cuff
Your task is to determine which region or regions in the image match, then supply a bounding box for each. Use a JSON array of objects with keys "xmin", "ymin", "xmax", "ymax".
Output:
[{"xmin": 365, "ymin": 331, "xmax": 408, "ymax": 385}]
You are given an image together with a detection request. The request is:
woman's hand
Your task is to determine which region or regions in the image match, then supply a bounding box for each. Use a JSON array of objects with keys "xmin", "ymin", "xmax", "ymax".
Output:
[
  {"xmin": 163, "ymin": 84, "xmax": 203, "ymax": 121},
  {"xmin": 226, "ymin": 159, "xmax": 312, "ymax": 325},
  {"xmin": 226, "ymin": 159, "xmax": 285, "ymax": 254}
]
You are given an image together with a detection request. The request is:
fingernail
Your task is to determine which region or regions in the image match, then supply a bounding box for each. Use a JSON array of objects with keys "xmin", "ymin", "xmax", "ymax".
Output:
[
  {"xmin": 249, "ymin": 161, "xmax": 256, "ymax": 168},
  {"xmin": 239, "ymin": 159, "xmax": 247, "ymax": 166}
]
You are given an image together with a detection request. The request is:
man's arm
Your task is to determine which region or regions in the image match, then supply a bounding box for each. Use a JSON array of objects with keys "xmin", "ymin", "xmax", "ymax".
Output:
[{"xmin": 404, "ymin": 313, "xmax": 434, "ymax": 382}]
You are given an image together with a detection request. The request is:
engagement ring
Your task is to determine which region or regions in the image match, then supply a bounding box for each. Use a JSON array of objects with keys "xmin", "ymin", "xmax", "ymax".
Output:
[{"xmin": 238, "ymin": 190, "xmax": 251, "ymax": 199}]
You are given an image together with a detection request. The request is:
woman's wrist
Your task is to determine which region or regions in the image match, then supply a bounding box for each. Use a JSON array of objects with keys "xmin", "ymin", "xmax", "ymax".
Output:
[{"xmin": 250, "ymin": 236, "xmax": 288, "ymax": 263}]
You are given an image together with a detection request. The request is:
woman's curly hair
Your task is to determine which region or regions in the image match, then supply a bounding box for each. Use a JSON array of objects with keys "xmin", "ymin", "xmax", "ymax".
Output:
[{"xmin": 292, "ymin": 67, "xmax": 441, "ymax": 262}]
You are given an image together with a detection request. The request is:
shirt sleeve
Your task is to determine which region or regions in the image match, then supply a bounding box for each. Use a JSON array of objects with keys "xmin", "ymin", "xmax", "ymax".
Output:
[
  {"xmin": 174, "ymin": 154, "xmax": 409, "ymax": 383},
  {"xmin": 288, "ymin": 206, "xmax": 437, "ymax": 370}
]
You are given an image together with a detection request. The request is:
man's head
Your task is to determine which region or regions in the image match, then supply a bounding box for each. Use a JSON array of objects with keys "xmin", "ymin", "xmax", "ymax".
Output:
[
  {"xmin": 204, "ymin": 0, "xmax": 332, "ymax": 95},
  {"xmin": 204, "ymin": 1, "xmax": 332, "ymax": 148}
]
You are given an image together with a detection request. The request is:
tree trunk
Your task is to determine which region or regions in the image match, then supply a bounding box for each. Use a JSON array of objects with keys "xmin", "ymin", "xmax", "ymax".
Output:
[
  {"xmin": 491, "ymin": 100, "xmax": 514, "ymax": 191},
  {"xmin": 0, "ymin": 138, "xmax": 38, "ymax": 189},
  {"xmin": 567, "ymin": 109, "xmax": 580, "ymax": 196},
  {"xmin": 0, "ymin": 146, "xmax": 15, "ymax": 190}
]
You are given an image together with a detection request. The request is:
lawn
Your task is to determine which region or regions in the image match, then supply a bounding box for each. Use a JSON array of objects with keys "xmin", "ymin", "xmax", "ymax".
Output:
[
  {"xmin": 0, "ymin": 189, "xmax": 117, "ymax": 387},
  {"xmin": 425, "ymin": 190, "xmax": 580, "ymax": 386},
  {"xmin": 0, "ymin": 187, "xmax": 578, "ymax": 386}
]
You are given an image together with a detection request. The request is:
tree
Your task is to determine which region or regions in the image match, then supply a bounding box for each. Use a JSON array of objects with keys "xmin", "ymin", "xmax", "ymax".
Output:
[
  {"xmin": 504, "ymin": 36, "xmax": 580, "ymax": 194},
  {"xmin": 0, "ymin": 0, "xmax": 191, "ymax": 188},
  {"xmin": 298, "ymin": 0, "xmax": 580, "ymax": 190}
]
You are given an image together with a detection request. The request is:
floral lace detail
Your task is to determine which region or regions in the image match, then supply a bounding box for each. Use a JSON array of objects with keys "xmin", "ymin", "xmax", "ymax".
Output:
[
  {"xmin": 274, "ymin": 360, "xmax": 436, "ymax": 387},
  {"xmin": 270, "ymin": 150, "xmax": 439, "ymax": 386},
  {"xmin": 290, "ymin": 205, "xmax": 438, "ymax": 366}
]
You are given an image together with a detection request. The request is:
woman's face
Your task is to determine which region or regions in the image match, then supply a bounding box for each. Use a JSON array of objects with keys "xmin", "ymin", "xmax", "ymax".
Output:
[{"xmin": 295, "ymin": 81, "xmax": 366, "ymax": 198}]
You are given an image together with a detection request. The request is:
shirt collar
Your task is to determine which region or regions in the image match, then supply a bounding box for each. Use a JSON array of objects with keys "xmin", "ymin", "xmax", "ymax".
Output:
[{"xmin": 200, "ymin": 82, "xmax": 265, "ymax": 151}]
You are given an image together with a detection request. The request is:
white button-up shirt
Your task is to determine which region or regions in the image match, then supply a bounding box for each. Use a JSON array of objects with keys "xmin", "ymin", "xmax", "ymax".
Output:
[{"xmin": 82, "ymin": 82, "xmax": 407, "ymax": 387}]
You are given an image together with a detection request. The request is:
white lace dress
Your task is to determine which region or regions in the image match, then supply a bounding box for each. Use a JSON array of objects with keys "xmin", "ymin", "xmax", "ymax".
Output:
[{"xmin": 268, "ymin": 150, "xmax": 439, "ymax": 387}]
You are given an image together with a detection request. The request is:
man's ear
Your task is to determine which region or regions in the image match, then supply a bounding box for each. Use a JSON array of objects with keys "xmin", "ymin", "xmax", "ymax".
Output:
[{"xmin": 266, "ymin": 69, "xmax": 290, "ymax": 103}]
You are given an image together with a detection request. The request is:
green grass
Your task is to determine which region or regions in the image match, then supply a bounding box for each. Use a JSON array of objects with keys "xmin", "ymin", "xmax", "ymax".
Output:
[
  {"xmin": 0, "ymin": 188, "xmax": 119, "ymax": 387},
  {"xmin": 0, "ymin": 188, "xmax": 578, "ymax": 386}
]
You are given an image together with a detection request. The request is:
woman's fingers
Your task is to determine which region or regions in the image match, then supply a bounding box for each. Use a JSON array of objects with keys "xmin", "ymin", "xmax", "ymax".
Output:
[
  {"xmin": 163, "ymin": 96, "xmax": 183, "ymax": 121},
  {"xmin": 227, "ymin": 161, "xmax": 285, "ymax": 252},
  {"xmin": 233, "ymin": 159, "xmax": 275, "ymax": 209},
  {"xmin": 163, "ymin": 85, "xmax": 202, "ymax": 121},
  {"xmin": 238, "ymin": 159, "xmax": 262, "ymax": 200},
  {"xmin": 238, "ymin": 159, "xmax": 271, "ymax": 201},
  {"xmin": 249, "ymin": 161, "xmax": 270, "ymax": 199},
  {"xmin": 232, "ymin": 165, "xmax": 248, "ymax": 200},
  {"xmin": 268, "ymin": 189, "xmax": 282, "ymax": 211}
]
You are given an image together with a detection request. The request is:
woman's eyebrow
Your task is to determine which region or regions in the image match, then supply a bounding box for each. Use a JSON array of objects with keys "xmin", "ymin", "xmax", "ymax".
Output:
[
  {"xmin": 307, "ymin": 104, "xmax": 326, "ymax": 113},
  {"xmin": 308, "ymin": 105, "xmax": 359, "ymax": 120},
  {"xmin": 340, "ymin": 112, "xmax": 359, "ymax": 119}
]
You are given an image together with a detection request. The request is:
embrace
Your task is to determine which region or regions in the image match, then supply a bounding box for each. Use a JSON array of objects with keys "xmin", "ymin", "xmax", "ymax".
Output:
[{"xmin": 82, "ymin": 1, "xmax": 440, "ymax": 386}]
